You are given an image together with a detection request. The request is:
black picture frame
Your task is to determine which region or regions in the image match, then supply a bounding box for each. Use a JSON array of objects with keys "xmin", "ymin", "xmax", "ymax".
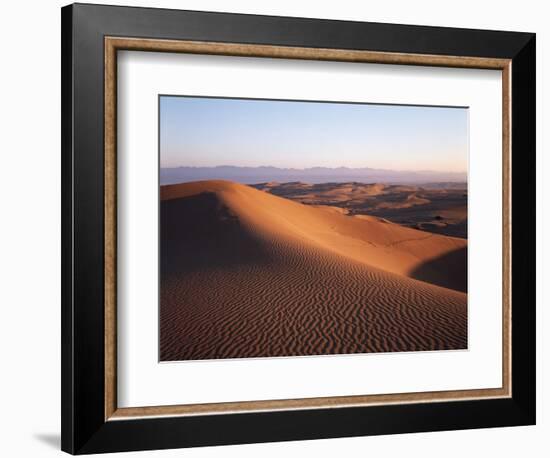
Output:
[{"xmin": 61, "ymin": 3, "xmax": 536, "ymax": 454}]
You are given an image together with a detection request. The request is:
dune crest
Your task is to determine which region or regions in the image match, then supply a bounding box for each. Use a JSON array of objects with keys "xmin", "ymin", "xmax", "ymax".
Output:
[{"xmin": 253, "ymin": 181, "xmax": 467, "ymax": 238}]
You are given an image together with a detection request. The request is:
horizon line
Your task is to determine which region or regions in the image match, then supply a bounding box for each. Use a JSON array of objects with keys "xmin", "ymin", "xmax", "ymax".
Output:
[
  {"xmin": 161, "ymin": 179, "xmax": 468, "ymax": 185},
  {"xmin": 160, "ymin": 164, "xmax": 468, "ymax": 174}
]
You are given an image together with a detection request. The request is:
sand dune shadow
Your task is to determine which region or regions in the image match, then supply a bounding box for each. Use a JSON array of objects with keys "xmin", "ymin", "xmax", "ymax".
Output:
[
  {"xmin": 161, "ymin": 191, "xmax": 272, "ymax": 275},
  {"xmin": 410, "ymin": 246, "xmax": 467, "ymax": 293}
]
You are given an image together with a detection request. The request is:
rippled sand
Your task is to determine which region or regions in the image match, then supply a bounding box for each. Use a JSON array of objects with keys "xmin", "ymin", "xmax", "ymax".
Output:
[{"xmin": 160, "ymin": 180, "xmax": 467, "ymax": 361}]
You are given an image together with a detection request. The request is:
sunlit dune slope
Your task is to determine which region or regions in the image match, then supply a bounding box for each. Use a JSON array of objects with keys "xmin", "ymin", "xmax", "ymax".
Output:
[
  {"xmin": 161, "ymin": 180, "xmax": 466, "ymax": 291},
  {"xmin": 160, "ymin": 180, "xmax": 467, "ymax": 361}
]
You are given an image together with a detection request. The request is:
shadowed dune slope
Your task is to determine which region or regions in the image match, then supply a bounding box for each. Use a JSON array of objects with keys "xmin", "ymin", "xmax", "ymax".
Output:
[{"xmin": 160, "ymin": 180, "xmax": 467, "ymax": 361}]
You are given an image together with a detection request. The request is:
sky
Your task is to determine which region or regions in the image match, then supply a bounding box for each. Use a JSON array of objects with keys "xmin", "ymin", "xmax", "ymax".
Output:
[{"xmin": 160, "ymin": 96, "xmax": 468, "ymax": 173}]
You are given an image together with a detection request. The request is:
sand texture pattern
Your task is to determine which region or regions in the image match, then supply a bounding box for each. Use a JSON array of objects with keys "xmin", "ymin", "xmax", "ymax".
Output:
[{"xmin": 160, "ymin": 181, "xmax": 467, "ymax": 361}]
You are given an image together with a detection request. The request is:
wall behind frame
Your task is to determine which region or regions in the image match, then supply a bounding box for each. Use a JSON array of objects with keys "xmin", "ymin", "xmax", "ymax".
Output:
[{"xmin": 0, "ymin": 1, "xmax": 544, "ymax": 457}]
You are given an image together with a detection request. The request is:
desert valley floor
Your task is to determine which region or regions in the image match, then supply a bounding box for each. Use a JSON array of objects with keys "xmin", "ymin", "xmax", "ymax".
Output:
[{"xmin": 160, "ymin": 180, "xmax": 467, "ymax": 361}]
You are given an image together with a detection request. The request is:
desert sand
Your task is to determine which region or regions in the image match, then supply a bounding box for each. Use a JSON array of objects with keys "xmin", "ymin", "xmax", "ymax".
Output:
[
  {"xmin": 254, "ymin": 181, "xmax": 468, "ymax": 238},
  {"xmin": 160, "ymin": 180, "xmax": 467, "ymax": 361}
]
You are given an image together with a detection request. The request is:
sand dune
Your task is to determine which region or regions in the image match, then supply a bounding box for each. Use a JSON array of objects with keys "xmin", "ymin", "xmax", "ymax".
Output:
[
  {"xmin": 253, "ymin": 181, "xmax": 468, "ymax": 238},
  {"xmin": 375, "ymin": 193, "xmax": 431, "ymax": 210},
  {"xmin": 160, "ymin": 180, "xmax": 467, "ymax": 361}
]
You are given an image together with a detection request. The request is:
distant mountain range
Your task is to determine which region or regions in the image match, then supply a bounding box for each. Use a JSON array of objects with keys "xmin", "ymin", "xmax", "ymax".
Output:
[{"xmin": 160, "ymin": 166, "xmax": 467, "ymax": 186}]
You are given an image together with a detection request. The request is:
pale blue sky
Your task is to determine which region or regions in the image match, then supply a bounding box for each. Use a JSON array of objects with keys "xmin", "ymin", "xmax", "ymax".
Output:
[{"xmin": 160, "ymin": 96, "xmax": 468, "ymax": 172}]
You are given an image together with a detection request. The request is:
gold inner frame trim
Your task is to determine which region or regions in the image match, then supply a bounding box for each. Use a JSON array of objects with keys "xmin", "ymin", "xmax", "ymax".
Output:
[{"xmin": 104, "ymin": 36, "xmax": 512, "ymax": 421}]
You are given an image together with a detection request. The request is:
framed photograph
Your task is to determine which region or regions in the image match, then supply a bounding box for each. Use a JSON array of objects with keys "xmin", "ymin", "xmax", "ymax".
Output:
[{"xmin": 61, "ymin": 3, "xmax": 536, "ymax": 454}]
